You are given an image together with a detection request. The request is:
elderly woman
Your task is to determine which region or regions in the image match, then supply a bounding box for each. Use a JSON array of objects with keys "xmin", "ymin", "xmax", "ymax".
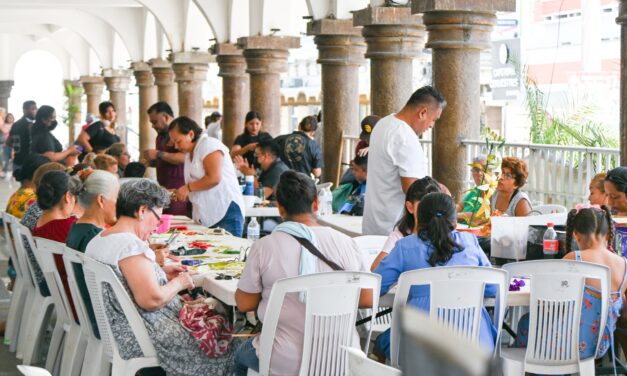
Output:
[
  {"xmin": 76, "ymin": 101, "xmax": 120, "ymax": 154},
  {"xmin": 85, "ymin": 179, "xmax": 234, "ymax": 375},
  {"xmin": 490, "ymin": 156, "xmax": 532, "ymax": 216},
  {"xmin": 30, "ymin": 105, "xmax": 80, "ymax": 163},
  {"xmin": 169, "ymin": 116, "xmax": 244, "ymax": 236},
  {"xmin": 20, "ymin": 161, "xmax": 66, "ymax": 231},
  {"xmin": 604, "ymin": 167, "xmax": 627, "ymax": 216}
]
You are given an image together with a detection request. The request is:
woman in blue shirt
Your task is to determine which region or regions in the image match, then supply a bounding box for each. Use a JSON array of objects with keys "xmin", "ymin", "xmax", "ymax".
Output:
[{"xmin": 373, "ymin": 192, "xmax": 497, "ymax": 360}]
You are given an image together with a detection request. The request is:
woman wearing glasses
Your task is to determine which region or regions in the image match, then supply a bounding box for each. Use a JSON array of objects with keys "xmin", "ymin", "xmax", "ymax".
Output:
[
  {"xmin": 85, "ymin": 179, "xmax": 235, "ymax": 375},
  {"xmin": 489, "ymin": 156, "xmax": 532, "ymax": 217}
]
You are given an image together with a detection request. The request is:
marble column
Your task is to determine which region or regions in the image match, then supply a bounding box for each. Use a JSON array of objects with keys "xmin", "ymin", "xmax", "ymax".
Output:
[
  {"xmin": 170, "ymin": 52, "xmax": 211, "ymax": 126},
  {"xmin": 308, "ymin": 19, "xmax": 366, "ymax": 183},
  {"xmin": 354, "ymin": 6, "xmax": 425, "ymax": 117},
  {"xmin": 238, "ymin": 36, "xmax": 300, "ymax": 136},
  {"xmin": 617, "ymin": 1, "xmax": 627, "ymax": 163},
  {"xmin": 414, "ymin": 1, "xmax": 515, "ymax": 200},
  {"xmin": 213, "ymin": 43, "xmax": 250, "ymax": 147},
  {"xmin": 80, "ymin": 76, "xmax": 104, "ymax": 116},
  {"xmin": 63, "ymin": 79, "xmax": 82, "ymax": 144},
  {"xmin": 0, "ymin": 80, "xmax": 13, "ymax": 112},
  {"xmin": 103, "ymin": 69, "xmax": 131, "ymax": 144},
  {"xmin": 150, "ymin": 58, "xmax": 179, "ymax": 116},
  {"xmin": 132, "ymin": 62, "xmax": 158, "ymax": 153}
]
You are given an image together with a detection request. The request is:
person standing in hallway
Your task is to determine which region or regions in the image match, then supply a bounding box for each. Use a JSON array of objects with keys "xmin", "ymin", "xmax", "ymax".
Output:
[
  {"xmin": 144, "ymin": 101, "xmax": 190, "ymax": 216},
  {"xmin": 2, "ymin": 112, "xmax": 14, "ymax": 178},
  {"xmin": 205, "ymin": 111, "xmax": 223, "ymax": 141},
  {"xmin": 8, "ymin": 100, "xmax": 37, "ymax": 176},
  {"xmin": 362, "ymin": 86, "xmax": 446, "ymax": 235}
]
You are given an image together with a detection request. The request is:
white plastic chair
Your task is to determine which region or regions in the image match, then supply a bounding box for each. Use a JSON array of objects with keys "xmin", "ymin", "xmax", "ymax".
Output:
[
  {"xmin": 13, "ymin": 222, "xmax": 56, "ymax": 365},
  {"xmin": 530, "ymin": 204, "xmax": 568, "ymax": 215},
  {"xmin": 17, "ymin": 365, "xmax": 52, "ymax": 376},
  {"xmin": 2, "ymin": 212, "xmax": 30, "ymax": 353},
  {"xmin": 390, "ymin": 266, "xmax": 509, "ymax": 368},
  {"xmin": 343, "ymin": 346, "xmax": 400, "ymax": 376},
  {"xmin": 35, "ymin": 237, "xmax": 87, "ymax": 376},
  {"xmin": 501, "ymin": 260, "xmax": 610, "ymax": 376},
  {"xmin": 82, "ymin": 255, "xmax": 161, "ymax": 375},
  {"xmin": 353, "ymin": 235, "xmax": 387, "ymax": 268},
  {"xmin": 62, "ymin": 247, "xmax": 111, "ymax": 376},
  {"xmin": 254, "ymin": 271, "xmax": 380, "ymax": 376}
]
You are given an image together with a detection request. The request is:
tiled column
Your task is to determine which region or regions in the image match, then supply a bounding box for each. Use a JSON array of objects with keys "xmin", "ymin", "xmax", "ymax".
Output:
[
  {"xmin": 213, "ymin": 43, "xmax": 250, "ymax": 147},
  {"xmin": 150, "ymin": 58, "xmax": 179, "ymax": 116},
  {"xmin": 80, "ymin": 76, "xmax": 104, "ymax": 116},
  {"xmin": 132, "ymin": 62, "xmax": 158, "ymax": 152},
  {"xmin": 0, "ymin": 80, "xmax": 14, "ymax": 112},
  {"xmin": 63, "ymin": 79, "xmax": 82, "ymax": 144},
  {"xmin": 238, "ymin": 36, "xmax": 300, "ymax": 136},
  {"xmin": 171, "ymin": 52, "xmax": 211, "ymax": 126},
  {"xmin": 354, "ymin": 6, "xmax": 425, "ymax": 117},
  {"xmin": 414, "ymin": 1, "xmax": 515, "ymax": 199},
  {"xmin": 103, "ymin": 69, "xmax": 131, "ymax": 144},
  {"xmin": 308, "ymin": 19, "xmax": 366, "ymax": 183}
]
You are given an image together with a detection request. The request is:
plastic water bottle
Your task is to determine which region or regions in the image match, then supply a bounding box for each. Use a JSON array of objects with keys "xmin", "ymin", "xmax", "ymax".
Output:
[
  {"xmin": 244, "ymin": 175, "xmax": 255, "ymax": 196},
  {"xmin": 543, "ymin": 222, "xmax": 559, "ymax": 259},
  {"xmin": 247, "ymin": 217, "xmax": 260, "ymax": 243},
  {"xmin": 319, "ymin": 187, "xmax": 331, "ymax": 216}
]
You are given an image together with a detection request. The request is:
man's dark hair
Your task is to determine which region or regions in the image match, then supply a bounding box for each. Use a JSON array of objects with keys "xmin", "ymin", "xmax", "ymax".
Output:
[
  {"xmin": 276, "ymin": 171, "xmax": 317, "ymax": 216},
  {"xmin": 98, "ymin": 101, "xmax": 115, "ymax": 116},
  {"xmin": 353, "ymin": 155, "xmax": 368, "ymax": 170},
  {"xmin": 168, "ymin": 116, "xmax": 203, "ymax": 142},
  {"xmin": 147, "ymin": 101, "xmax": 174, "ymax": 117},
  {"xmin": 406, "ymin": 86, "xmax": 447, "ymax": 109},
  {"xmin": 22, "ymin": 100, "xmax": 36, "ymax": 110},
  {"xmin": 124, "ymin": 162, "xmax": 146, "ymax": 178},
  {"xmin": 257, "ymin": 137, "xmax": 280, "ymax": 158}
]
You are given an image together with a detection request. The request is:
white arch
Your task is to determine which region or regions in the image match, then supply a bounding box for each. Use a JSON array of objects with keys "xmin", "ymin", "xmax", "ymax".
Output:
[
  {"xmin": 135, "ymin": 0, "xmax": 191, "ymax": 52},
  {"xmin": 0, "ymin": 34, "xmax": 73, "ymax": 79},
  {"xmin": 249, "ymin": 0, "xmax": 310, "ymax": 36}
]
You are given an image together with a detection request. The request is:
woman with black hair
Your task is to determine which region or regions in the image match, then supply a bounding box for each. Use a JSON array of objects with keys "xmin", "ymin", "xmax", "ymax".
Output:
[
  {"xmin": 30, "ymin": 105, "xmax": 80, "ymax": 163},
  {"xmin": 230, "ymin": 111, "xmax": 271, "ymax": 166},
  {"xmin": 605, "ymin": 167, "xmax": 627, "ymax": 216},
  {"xmin": 76, "ymin": 101, "xmax": 120, "ymax": 154},
  {"xmin": 373, "ymin": 192, "xmax": 496, "ymax": 361},
  {"xmin": 370, "ymin": 176, "xmax": 442, "ymax": 271},
  {"xmin": 169, "ymin": 116, "xmax": 244, "ymax": 236},
  {"xmin": 32, "ymin": 170, "xmax": 82, "ymax": 242}
]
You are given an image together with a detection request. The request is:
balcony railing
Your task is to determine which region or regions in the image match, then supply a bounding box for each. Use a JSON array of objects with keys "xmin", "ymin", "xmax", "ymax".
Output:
[{"xmin": 341, "ymin": 136, "xmax": 619, "ymax": 208}]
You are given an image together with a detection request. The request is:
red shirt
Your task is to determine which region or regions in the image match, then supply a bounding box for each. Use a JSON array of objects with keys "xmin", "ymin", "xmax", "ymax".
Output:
[
  {"xmin": 33, "ymin": 217, "xmax": 79, "ymax": 321},
  {"xmin": 156, "ymin": 132, "xmax": 191, "ymax": 216}
]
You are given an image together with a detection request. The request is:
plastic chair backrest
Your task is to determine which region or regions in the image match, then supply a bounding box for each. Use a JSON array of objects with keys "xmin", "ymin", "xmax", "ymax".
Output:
[
  {"xmin": 32, "ymin": 237, "xmax": 74, "ymax": 324},
  {"xmin": 258, "ymin": 271, "xmax": 380, "ymax": 376},
  {"xmin": 503, "ymin": 260, "xmax": 609, "ymax": 369},
  {"xmin": 63, "ymin": 247, "xmax": 100, "ymax": 339},
  {"xmin": 531, "ymin": 204, "xmax": 568, "ymax": 215},
  {"xmin": 343, "ymin": 346, "xmax": 401, "ymax": 376},
  {"xmin": 2, "ymin": 212, "xmax": 25, "ymax": 281},
  {"xmin": 353, "ymin": 235, "xmax": 387, "ymax": 268},
  {"xmin": 81, "ymin": 255, "xmax": 158, "ymax": 361},
  {"xmin": 390, "ymin": 266, "xmax": 508, "ymax": 367},
  {"xmin": 14, "ymin": 222, "xmax": 46, "ymax": 296},
  {"xmin": 17, "ymin": 365, "xmax": 52, "ymax": 376}
]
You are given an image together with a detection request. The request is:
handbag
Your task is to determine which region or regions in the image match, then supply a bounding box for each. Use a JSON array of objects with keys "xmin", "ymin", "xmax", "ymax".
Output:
[{"xmin": 179, "ymin": 297, "xmax": 233, "ymax": 358}]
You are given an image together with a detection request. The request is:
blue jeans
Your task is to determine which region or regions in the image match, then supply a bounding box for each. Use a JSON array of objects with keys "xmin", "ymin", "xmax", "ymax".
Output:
[
  {"xmin": 212, "ymin": 201, "xmax": 244, "ymax": 237},
  {"xmin": 2, "ymin": 145, "xmax": 11, "ymax": 173},
  {"xmin": 234, "ymin": 338, "xmax": 259, "ymax": 376}
]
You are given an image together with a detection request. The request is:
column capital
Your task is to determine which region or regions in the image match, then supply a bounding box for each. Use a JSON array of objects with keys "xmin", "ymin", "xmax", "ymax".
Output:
[
  {"xmin": 238, "ymin": 36, "xmax": 300, "ymax": 75},
  {"xmin": 412, "ymin": 0, "xmax": 515, "ymax": 14},
  {"xmin": 237, "ymin": 35, "xmax": 301, "ymax": 51},
  {"xmin": 0, "ymin": 80, "xmax": 14, "ymax": 93},
  {"xmin": 150, "ymin": 59, "xmax": 175, "ymax": 87},
  {"xmin": 131, "ymin": 62, "xmax": 155, "ymax": 88},
  {"xmin": 212, "ymin": 43, "xmax": 247, "ymax": 78},
  {"xmin": 308, "ymin": 19, "xmax": 366, "ymax": 67},
  {"xmin": 421, "ymin": 11, "xmax": 497, "ymax": 50},
  {"xmin": 353, "ymin": 5, "xmax": 422, "ymax": 26},
  {"xmin": 80, "ymin": 75, "xmax": 105, "ymax": 96},
  {"xmin": 168, "ymin": 51, "xmax": 214, "ymax": 65},
  {"xmin": 102, "ymin": 69, "xmax": 132, "ymax": 92},
  {"xmin": 170, "ymin": 52, "xmax": 211, "ymax": 83}
]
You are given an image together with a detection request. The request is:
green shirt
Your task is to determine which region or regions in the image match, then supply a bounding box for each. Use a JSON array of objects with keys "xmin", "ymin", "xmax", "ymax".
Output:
[
  {"xmin": 461, "ymin": 188, "xmax": 481, "ymax": 213},
  {"xmin": 66, "ymin": 223, "xmax": 102, "ymax": 253}
]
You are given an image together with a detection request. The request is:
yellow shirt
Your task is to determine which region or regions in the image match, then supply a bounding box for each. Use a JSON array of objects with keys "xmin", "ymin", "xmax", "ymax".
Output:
[{"xmin": 6, "ymin": 187, "xmax": 36, "ymax": 219}]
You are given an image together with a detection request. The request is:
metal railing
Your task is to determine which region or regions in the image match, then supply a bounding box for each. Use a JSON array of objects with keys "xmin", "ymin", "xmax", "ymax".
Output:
[{"xmin": 341, "ymin": 135, "xmax": 619, "ymax": 208}]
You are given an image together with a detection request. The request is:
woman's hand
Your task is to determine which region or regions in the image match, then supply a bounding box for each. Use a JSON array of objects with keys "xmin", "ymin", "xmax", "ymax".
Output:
[
  {"xmin": 357, "ymin": 146, "xmax": 369, "ymax": 157},
  {"xmin": 174, "ymin": 272, "xmax": 194, "ymax": 290},
  {"xmin": 174, "ymin": 184, "xmax": 190, "ymax": 202},
  {"xmin": 163, "ymin": 264, "xmax": 187, "ymax": 280}
]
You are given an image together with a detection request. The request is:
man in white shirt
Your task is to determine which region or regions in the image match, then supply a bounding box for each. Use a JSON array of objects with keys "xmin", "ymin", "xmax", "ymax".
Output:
[
  {"xmin": 205, "ymin": 111, "xmax": 222, "ymax": 141},
  {"xmin": 362, "ymin": 86, "xmax": 446, "ymax": 235}
]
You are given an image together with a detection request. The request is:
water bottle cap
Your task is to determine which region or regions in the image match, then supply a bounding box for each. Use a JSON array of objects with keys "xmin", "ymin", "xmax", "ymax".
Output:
[
  {"xmin": 547, "ymin": 222, "xmax": 554, "ymax": 227},
  {"xmin": 245, "ymin": 175, "xmax": 254, "ymax": 182}
]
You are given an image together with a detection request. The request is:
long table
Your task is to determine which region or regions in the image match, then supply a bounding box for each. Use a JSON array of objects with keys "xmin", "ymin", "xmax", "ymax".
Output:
[{"xmin": 317, "ymin": 214, "xmax": 363, "ymax": 237}]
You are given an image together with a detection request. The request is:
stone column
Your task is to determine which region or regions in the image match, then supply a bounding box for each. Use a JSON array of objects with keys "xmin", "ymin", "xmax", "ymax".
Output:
[
  {"xmin": 150, "ymin": 58, "xmax": 179, "ymax": 116},
  {"xmin": 132, "ymin": 62, "xmax": 158, "ymax": 153},
  {"xmin": 354, "ymin": 6, "xmax": 425, "ymax": 117},
  {"xmin": 63, "ymin": 79, "xmax": 82, "ymax": 144},
  {"xmin": 0, "ymin": 80, "xmax": 13, "ymax": 112},
  {"xmin": 213, "ymin": 43, "xmax": 250, "ymax": 147},
  {"xmin": 238, "ymin": 36, "xmax": 300, "ymax": 136},
  {"xmin": 103, "ymin": 69, "xmax": 132, "ymax": 144},
  {"xmin": 414, "ymin": 1, "xmax": 515, "ymax": 200},
  {"xmin": 170, "ymin": 52, "xmax": 211, "ymax": 126},
  {"xmin": 617, "ymin": 1, "xmax": 627, "ymax": 163},
  {"xmin": 308, "ymin": 19, "xmax": 366, "ymax": 183},
  {"xmin": 80, "ymin": 76, "xmax": 104, "ymax": 116}
]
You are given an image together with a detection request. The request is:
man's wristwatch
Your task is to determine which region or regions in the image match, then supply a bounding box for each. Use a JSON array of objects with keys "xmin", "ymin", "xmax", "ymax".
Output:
[{"xmin": 157, "ymin": 151, "xmax": 165, "ymax": 160}]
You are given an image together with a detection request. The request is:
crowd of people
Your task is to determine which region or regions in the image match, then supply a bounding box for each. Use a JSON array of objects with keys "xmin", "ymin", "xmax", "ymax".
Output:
[{"xmin": 4, "ymin": 84, "xmax": 627, "ymax": 375}]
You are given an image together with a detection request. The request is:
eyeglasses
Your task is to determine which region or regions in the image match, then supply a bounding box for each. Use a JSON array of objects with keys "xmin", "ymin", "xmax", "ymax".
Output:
[
  {"xmin": 149, "ymin": 208, "xmax": 162, "ymax": 223},
  {"xmin": 500, "ymin": 172, "xmax": 516, "ymax": 180}
]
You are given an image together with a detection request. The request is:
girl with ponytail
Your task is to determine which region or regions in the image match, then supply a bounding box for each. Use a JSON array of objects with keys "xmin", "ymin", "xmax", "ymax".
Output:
[
  {"xmin": 372, "ymin": 192, "xmax": 497, "ymax": 361},
  {"xmin": 514, "ymin": 205, "xmax": 627, "ymax": 360}
]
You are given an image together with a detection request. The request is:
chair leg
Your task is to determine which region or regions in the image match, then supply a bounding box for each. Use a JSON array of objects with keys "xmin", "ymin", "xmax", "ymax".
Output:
[
  {"xmin": 16, "ymin": 289, "xmax": 36, "ymax": 359},
  {"xmin": 22, "ymin": 298, "xmax": 53, "ymax": 365},
  {"xmin": 501, "ymin": 358, "xmax": 525, "ymax": 376},
  {"xmin": 81, "ymin": 338, "xmax": 110, "ymax": 376},
  {"xmin": 60, "ymin": 325, "xmax": 86, "ymax": 376},
  {"xmin": 44, "ymin": 319, "xmax": 66, "ymax": 371},
  {"xmin": 5, "ymin": 278, "xmax": 25, "ymax": 352},
  {"xmin": 578, "ymin": 359, "xmax": 596, "ymax": 376}
]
